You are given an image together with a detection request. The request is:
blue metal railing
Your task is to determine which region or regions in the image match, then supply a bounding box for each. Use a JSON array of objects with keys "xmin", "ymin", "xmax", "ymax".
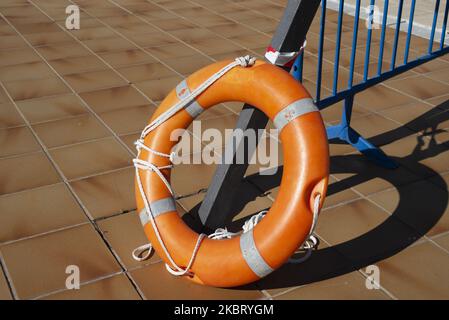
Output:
[{"xmin": 292, "ymin": 0, "xmax": 449, "ymax": 168}]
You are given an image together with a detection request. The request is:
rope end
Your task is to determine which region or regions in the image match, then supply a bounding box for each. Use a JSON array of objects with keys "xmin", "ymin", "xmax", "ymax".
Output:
[{"xmin": 235, "ymin": 55, "xmax": 257, "ymax": 67}]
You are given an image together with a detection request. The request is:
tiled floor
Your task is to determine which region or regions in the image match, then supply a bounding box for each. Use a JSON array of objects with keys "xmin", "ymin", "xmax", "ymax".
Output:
[{"xmin": 0, "ymin": 0, "xmax": 448, "ymax": 300}]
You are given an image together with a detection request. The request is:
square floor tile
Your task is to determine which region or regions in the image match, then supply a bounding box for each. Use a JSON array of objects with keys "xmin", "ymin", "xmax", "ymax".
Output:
[
  {"xmin": 368, "ymin": 179, "xmax": 449, "ymax": 237},
  {"xmin": 0, "ymin": 126, "xmax": 40, "ymax": 158},
  {"xmin": 0, "ymin": 183, "xmax": 88, "ymax": 243},
  {"xmin": 32, "ymin": 114, "xmax": 111, "ymax": 148},
  {"xmin": 41, "ymin": 274, "xmax": 140, "ymax": 300},
  {"xmin": 97, "ymin": 211, "xmax": 163, "ymax": 268},
  {"xmin": 80, "ymin": 85, "xmax": 150, "ymax": 113},
  {"xmin": 50, "ymin": 137, "xmax": 132, "ymax": 180},
  {"xmin": 0, "ymin": 152, "xmax": 60, "ymax": 195},
  {"xmin": 70, "ymin": 167, "xmax": 135, "ymax": 219},
  {"xmin": 117, "ymin": 62, "xmax": 176, "ymax": 82},
  {"xmin": 0, "ymin": 102, "xmax": 24, "ymax": 129},
  {"xmin": 0, "ymin": 268, "xmax": 12, "ymax": 300},
  {"xmin": 0, "ymin": 61, "xmax": 53, "ymax": 82},
  {"xmin": 162, "ymin": 55, "xmax": 213, "ymax": 75},
  {"xmin": 48, "ymin": 55, "xmax": 108, "ymax": 76},
  {"xmin": 16, "ymin": 94, "xmax": 88, "ymax": 124},
  {"xmin": 274, "ymin": 272, "xmax": 390, "ymax": 300},
  {"xmin": 3, "ymin": 76, "xmax": 71, "ymax": 101},
  {"xmin": 146, "ymin": 43, "xmax": 199, "ymax": 60},
  {"xmin": 63, "ymin": 69, "xmax": 127, "ymax": 93},
  {"xmin": 0, "ymin": 224, "xmax": 121, "ymax": 299},
  {"xmin": 135, "ymin": 75, "xmax": 182, "ymax": 102},
  {"xmin": 36, "ymin": 42, "xmax": 92, "ymax": 60},
  {"xmin": 375, "ymin": 241, "xmax": 449, "ymax": 299},
  {"xmin": 355, "ymin": 84, "xmax": 419, "ymax": 112},
  {"xmin": 130, "ymin": 262, "xmax": 264, "ymax": 300},
  {"xmin": 82, "ymin": 37, "xmax": 137, "ymax": 53},
  {"xmin": 99, "ymin": 104, "xmax": 156, "ymax": 135},
  {"xmin": 387, "ymin": 75, "xmax": 449, "ymax": 100},
  {"xmin": 0, "ymin": 48, "xmax": 40, "ymax": 67},
  {"xmin": 99, "ymin": 49, "xmax": 156, "ymax": 68}
]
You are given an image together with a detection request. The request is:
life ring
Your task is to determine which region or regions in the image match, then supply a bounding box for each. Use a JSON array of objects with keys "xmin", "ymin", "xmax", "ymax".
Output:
[{"xmin": 134, "ymin": 57, "xmax": 329, "ymax": 287}]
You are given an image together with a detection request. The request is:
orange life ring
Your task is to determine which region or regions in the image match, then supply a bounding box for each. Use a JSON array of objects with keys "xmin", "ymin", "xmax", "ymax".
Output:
[{"xmin": 134, "ymin": 59, "xmax": 329, "ymax": 287}]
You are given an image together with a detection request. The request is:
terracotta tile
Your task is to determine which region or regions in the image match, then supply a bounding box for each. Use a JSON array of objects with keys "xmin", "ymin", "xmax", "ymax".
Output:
[
  {"xmin": 135, "ymin": 75, "xmax": 182, "ymax": 102},
  {"xmin": 0, "ymin": 268, "xmax": 12, "ymax": 300},
  {"xmin": 48, "ymin": 55, "xmax": 108, "ymax": 75},
  {"xmin": 163, "ymin": 55, "xmax": 213, "ymax": 75},
  {"xmin": 274, "ymin": 272, "xmax": 390, "ymax": 300},
  {"xmin": 25, "ymin": 31, "xmax": 74, "ymax": 47},
  {"xmin": 0, "ymin": 183, "xmax": 88, "ymax": 243},
  {"xmin": 113, "ymin": 22, "xmax": 160, "ymax": 36},
  {"xmin": 70, "ymin": 167, "xmax": 134, "ymax": 219},
  {"xmin": 151, "ymin": 18, "xmax": 197, "ymax": 32},
  {"xmin": 120, "ymin": 132, "xmax": 140, "ymax": 151},
  {"xmin": 130, "ymin": 262, "xmax": 264, "ymax": 300},
  {"xmin": 3, "ymin": 76, "xmax": 70, "ymax": 101},
  {"xmin": 146, "ymin": 43, "xmax": 199, "ymax": 60},
  {"xmin": 0, "ymin": 224, "xmax": 121, "ymax": 299},
  {"xmin": 63, "ymin": 69, "xmax": 127, "ymax": 93},
  {"xmin": 381, "ymin": 101, "xmax": 446, "ymax": 133},
  {"xmin": 330, "ymin": 153, "xmax": 421, "ymax": 196},
  {"xmin": 0, "ymin": 102, "xmax": 24, "ymax": 129},
  {"xmin": 138, "ymin": 9, "xmax": 178, "ymax": 21},
  {"xmin": 82, "ymin": 37, "xmax": 137, "ymax": 53},
  {"xmin": 0, "ymin": 48, "xmax": 40, "ymax": 67},
  {"xmin": 0, "ymin": 152, "xmax": 60, "ymax": 195},
  {"xmin": 375, "ymin": 241, "xmax": 449, "ymax": 299},
  {"xmin": 368, "ymin": 180, "xmax": 449, "ymax": 237},
  {"xmin": 127, "ymin": 32, "xmax": 178, "ymax": 48},
  {"xmin": 172, "ymin": 162, "xmax": 218, "ymax": 197},
  {"xmin": 229, "ymin": 33, "xmax": 271, "ymax": 50},
  {"xmin": 0, "ymin": 61, "xmax": 53, "ymax": 82},
  {"xmin": 322, "ymin": 176, "xmax": 361, "ymax": 209},
  {"xmin": 428, "ymin": 171, "xmax": 449, "ymax": 191},
  {"xmin": 32, "ymin": 114, "xmax": 111, "ymax": 148},
  {"xmin": 0, "ymin": 126, "xmax": 40, "ymax": 158},
  {"xmin": 433, "ymin": 232, "xmax": 449, "ymax": 250},
  {"xmin": 117, "ymin": 62, "xmax": 176, "ymax": 82},
  {"xmin": 354, "ymin": 84, "xmax": 419, "ymax": 112},
  {"xmin": 80, "ymin": 85, "xmax": 149, "ymax": 113},
  {"xmin": 41, "ymin": 273, "xmax": 140, "ymax": 300},
  {"xmin": 381, "ymin": 134, "xmax": 449, "ymax": 178},
  {"xmin": 387, "ymin": 75, "xmax": 449, "ymax": 100},
  {"xmin": 36, "ymin": 42, "xmax": 92, "ymax": 60},
  {"xmin": 190, "ymin": 38, "xmax": 243, "ymax": 55},
  {"xmin": 97, "ymin": 211, "xmax": 163, "ymax": 268},
  {"xmin": 350, "ymin": 113, "xmax": 414, "ymax": 146},
  {"xmin": 16, "ymin": 94, "xmax": 87, "ymax": 124},
  {"xmin": 69, "ymin": 26, "xmax": 117, "ymax": 41},
  {"xmin": 14, "ymin": 21, "xmax": 63, "ymax": 35},
  {"xmin": 316, "ymin": 198, "xmax": 420, "ymax": 263},
  {"xmin": 99, "ymin": 104, "xmax": 156, "ymax": 135},
  {"xmin": 50, "ymin": 137, "xmax": 132, "ymax": 180},
  {"xmin": 99, "ymin": 49, "xmax": 156, "ymax": 68},
  {"xmin": 0, "ymin": 35, "xmax": 27, "ymax": 50},
  {"xmin": 208, "ymin": 23, "xmax": 255, "ymax": 38}
]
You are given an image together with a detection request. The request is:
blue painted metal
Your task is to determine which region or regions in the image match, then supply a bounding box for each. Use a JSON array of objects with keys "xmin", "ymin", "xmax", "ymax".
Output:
[
  {"xmin": 292, "ymin": 0, "xmax": 449, "ymax": 169},
  {"xmin": 332, "ymin": 0, "xmax": 344, "ymax": 95},
  {"xmin": 429, "ymin": 0, "xmax": 441, "ymax": 53},
  {"xmin": 363, "ymin": 0, "xmax": 376, "ymax": 81},
  {"xmin": 404, "ymin": 0, "xmax": 416, "ymax": 64},
  {"xmin": 348, "ymin": 0, "xmax": 361, "ymax": 88},
  {"xmin": 441, "ymin": 0, "xmax": 449, "ymax": 49},
  {"xmin": 377, "ymin": 0, "xmax": 389, "ymax": 75},
  {"xmin": 391, "ymin": 0, "xmax": 404, "ymax": 70},
  {"xmin": 316, "ymin": 0, "xmax": 327, "ymax": 101}
]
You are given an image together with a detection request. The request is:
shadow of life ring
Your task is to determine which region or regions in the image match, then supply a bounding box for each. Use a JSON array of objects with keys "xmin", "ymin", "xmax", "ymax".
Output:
[{"xmin": 133, "ymin": 57, "xmax": 330, "ymax": 287}]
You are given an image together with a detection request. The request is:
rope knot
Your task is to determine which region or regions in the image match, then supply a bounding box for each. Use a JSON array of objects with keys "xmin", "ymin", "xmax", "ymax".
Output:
[{"xmin": 235, "ymin": 55, "xmax": 256, "ymax": 67}]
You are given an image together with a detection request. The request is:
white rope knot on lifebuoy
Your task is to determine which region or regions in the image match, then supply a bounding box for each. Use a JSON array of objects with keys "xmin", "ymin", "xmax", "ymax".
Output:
[{"xmin": 235, "ymin": 55, "xmax": 257, "ymax": 67}]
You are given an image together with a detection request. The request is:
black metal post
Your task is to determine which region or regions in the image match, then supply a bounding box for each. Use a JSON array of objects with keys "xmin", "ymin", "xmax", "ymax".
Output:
[{"xmin": 198, "ymin": 0, "xmax": 322, "ymax": 230}]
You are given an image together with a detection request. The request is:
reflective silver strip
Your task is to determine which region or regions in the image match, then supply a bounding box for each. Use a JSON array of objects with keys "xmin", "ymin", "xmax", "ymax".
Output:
[
  {"xmin": 138, "ymin": 197, "xmax": 177, "ymax": 226},
  {"xmin": 273, "ymin": 98, "xmax": 318, "ymax": 132},
  {"xmin": 240, "ymin": 229, "xmax": 273, "ymax": 278},
  {"xmin": 176, "ymin": 80, "xmax": 204, "ymax": 118}
]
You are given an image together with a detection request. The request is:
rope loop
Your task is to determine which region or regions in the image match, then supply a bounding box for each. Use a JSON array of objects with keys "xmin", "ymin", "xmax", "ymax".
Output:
[{"xmin": 235, "ymin": 55, "xmax": 257, "ymax": 67}]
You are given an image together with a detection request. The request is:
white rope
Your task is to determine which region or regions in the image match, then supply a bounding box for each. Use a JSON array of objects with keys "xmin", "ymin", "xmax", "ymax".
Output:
[{"xmin": 132, "ymin": 56, "xmax": 257, "ymax": 277}]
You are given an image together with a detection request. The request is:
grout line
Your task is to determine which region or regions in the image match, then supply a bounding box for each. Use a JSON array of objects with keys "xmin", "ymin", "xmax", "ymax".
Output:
[
  {"xmin": 0, "ymin": 9, "xmax": 137, "ymax": 296},
  {"xmin": 31, "ymin": 270, "xmax": 124, "ymax": 300},
  {"xmin": 0, "ymin": 251, "xmax": 18, "ymax": 300}
]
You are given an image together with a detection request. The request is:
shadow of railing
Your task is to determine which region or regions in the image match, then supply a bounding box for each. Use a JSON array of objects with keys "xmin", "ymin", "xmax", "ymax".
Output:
[{"xmin": 183, "ymin": 98, "xmax": 449, "ymax": 290}]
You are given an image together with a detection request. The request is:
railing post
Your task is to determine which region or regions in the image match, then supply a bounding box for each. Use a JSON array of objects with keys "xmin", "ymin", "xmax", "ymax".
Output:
[{"xmin": 197, "ymin": 0, "xmax": 322, "ymax": 230}]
